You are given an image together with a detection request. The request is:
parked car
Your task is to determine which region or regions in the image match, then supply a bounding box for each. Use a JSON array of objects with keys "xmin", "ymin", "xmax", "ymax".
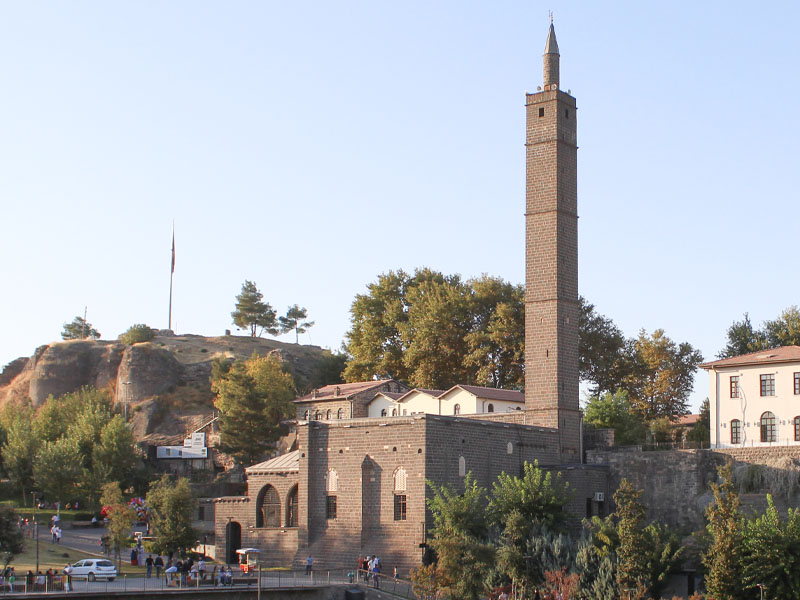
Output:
[{"xmin": 70, "ymin": 559, "xmax": 117, "ymax": 581}]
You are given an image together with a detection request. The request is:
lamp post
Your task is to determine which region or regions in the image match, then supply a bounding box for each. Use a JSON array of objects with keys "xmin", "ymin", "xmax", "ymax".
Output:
[
  {"xmin": 30, "ymin": 492, "xmax": 40, "ymax": 575},
  {"xmin": 121, "ymin": 381, "xmax": 132, "ymax": 420},
  {"xmin": 757, "ymin": 583, "xmax": 765, "ymax": 600}
]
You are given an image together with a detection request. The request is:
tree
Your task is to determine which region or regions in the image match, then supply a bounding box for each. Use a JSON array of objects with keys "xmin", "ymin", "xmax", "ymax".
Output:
[
  {"xmin": 2, "ymin": 404, "xmax": 36, "ymax": 502},
  {"xmin": 119, "ymin": 324, "xmax": 155, "ymax": 345},
  {"xmin": 583, "ymin": 390, "xmax": 646, "ymax": 447},
  {"xmin": 0, "ymin": 506, "xmax": 24, "ymax": 569},
  {"xmin": 92, "ymin": 416, "xmax": 138, "ymax": 490},
  {"xmin": 425, "ymin": 474, "xmax": 493, "ymax": 600},
  {"xmin": 614, "ymin": 479, "xmax": 650, "ymax": 594},
  {"xmin": 579, "ymin": 297, "xmax": 631, "ymax": 395},
  {"xmin": 61, "ymin": 316, "xmax": 101, "ymax": 340},
  {"xmin": 703, "ymin": 464, "xmax": 745, "ymax": 600},
  {"xmin": 764, "ymin": 305, "xmax": 800, "ymax": 348},
  {"xmin": 686, "ymin": 398, "xmax": 711, "ymax": 445},
  {"xmin": 717, "ymin": 313, "xmax": 769, "ymax": 359},
  {"xmin": 146, "ymin": 475, "xmax": 198, "ymax": 556},
  {"xmin": 306, "ymin": 350, "xmax": 347, "ymax": 391},
  {"xmin": 33, "ymin": 437, "xmax": 83, "ymax": 505},
  {"xmin": 101, "ymin": 482, "xmax": 137, "ymax": 571},
  {"xmin": 489, "ymin": 461, "xmax": 571, "ymax": 532},
  {"xmin": 213, "ymin": 353, "xmax": 295, "ymax": 466},
  {"xmin": 231, "ymin": 280, "xmax": 277, "ymax": 337},
  {"xmin": 624, "ymin": 329, "xmax": 703, "ymax": 421},
  {"xmin": 279, "ymin": 305, "xmax": 315, "ymax": 343}
]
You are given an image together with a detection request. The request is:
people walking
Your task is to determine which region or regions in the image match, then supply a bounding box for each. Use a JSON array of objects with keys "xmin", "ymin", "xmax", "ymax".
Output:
[
  {"xmin": 305, "ymin": 555, "xmax": 313, "ymax": 575},
  {"xmin": 145, "ymin": 555, "xmax": 153, "ymax": 578},
  {"xmin": 154, "ymin": 555, "xmax": 164, "ymax": 579}
]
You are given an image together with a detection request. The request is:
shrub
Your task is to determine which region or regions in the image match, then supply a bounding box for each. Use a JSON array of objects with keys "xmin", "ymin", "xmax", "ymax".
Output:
[{"xmin": 119, "ymin": 324, "xmax": 155, "ymax": 345}]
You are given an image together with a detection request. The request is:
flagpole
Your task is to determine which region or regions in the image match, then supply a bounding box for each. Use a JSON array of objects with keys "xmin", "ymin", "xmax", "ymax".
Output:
[{"xmin": 169, "ymin": 224, "xmax": 175, "ymax": 331}]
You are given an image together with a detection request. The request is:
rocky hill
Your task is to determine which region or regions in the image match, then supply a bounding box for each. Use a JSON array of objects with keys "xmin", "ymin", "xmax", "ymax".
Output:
[{"xmin": 0, "ymin": 332, "xmax": 338, "ymax": 442}]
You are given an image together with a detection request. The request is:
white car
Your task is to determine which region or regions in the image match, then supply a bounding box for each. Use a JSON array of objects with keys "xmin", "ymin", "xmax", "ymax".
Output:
[{"xmin": 70, "ymin": 559, "xmax": 117, "ymax": 581}]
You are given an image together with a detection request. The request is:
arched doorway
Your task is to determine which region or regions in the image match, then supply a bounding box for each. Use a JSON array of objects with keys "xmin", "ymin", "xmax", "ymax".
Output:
[{"xmin": 226, "ymin": 521, "xmax": 241, "ymax": 565}]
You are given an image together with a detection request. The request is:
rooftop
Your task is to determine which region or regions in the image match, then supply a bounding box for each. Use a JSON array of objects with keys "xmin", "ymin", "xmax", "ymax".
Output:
[
  {"xmin": 295, "ymin": 379, "xmax": 396, "ymax": 403},
  {"xmin": 245, "ymin": 450, "xmax": 300, "ymax": 474},
  {"xmin": 700, "ymin": 346, "xmax": 800, "ymax": 369}
]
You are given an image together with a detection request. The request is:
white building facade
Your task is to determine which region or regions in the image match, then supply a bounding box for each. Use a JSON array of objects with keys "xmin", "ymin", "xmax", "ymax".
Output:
[
  {"xmin": 367, "ymin": 384, "xmax": 524, "ymax": 418},
  {"xmin": 701, "ymin": 346, "xmax": 800, "ymax": 448}
]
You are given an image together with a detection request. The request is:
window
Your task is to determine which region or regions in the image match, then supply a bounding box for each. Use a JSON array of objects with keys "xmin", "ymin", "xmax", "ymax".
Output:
[
  {"xmin": 394, "ymin": 468, "xmax": 407, "ymax": 492},
  {"xmin": 257, "ymin": 485, "xmax": 280, "ymax": 528},
  {"xmin": 731, "ymin": 419, "xmax": 741, "ymax": 444},
  {"xmin": 538, "ymin": 107, "xmax": 545, "ymax": 117},
  {"xmin": 304, "ymin": 410, "xmax": 310, "ymax": 420},
  {"xmin": 394, "ymin": 494, "xmax": 407, "ymax": 521},
  {"xmin": 380, "ymin": 409, "xmax": 387, "ymax": 417},
  {"xmin": 326, "ymin": 469, "xmax": 339, "ymax": 492},
  {"xmin": 507, "ymin": 442, "xmax": 513, "ymax": 455},
  {"xmin": 287, "ymin": 485, "xmax": 298, "ymax": 527},
  {"xmin": 794, "ymin": 417, "xmax": 800, "ymax": 442},
  {"xmin": 487, "ymin": 404, "xmax": 494, "ymax": 413},
  {"xmin": 391, "ymin": 409, "xmax": 397, "ymax": 416},
  {"xmin": 453, "ymin": 404, "xmax": 461, "ymax": 415},
  {"xmin": 314, "ymin": 411, "xmax": 322, "ymax": 420},
  {"xmin": 761, "ymin": 411, "xmax": 776, "ymax": 443},
  {"xmin": 730, "ymin": 376, "xmax": 739, "ymax": 398},
  {"xmin": 761, "ymin": 374, "xmax": 775, "ymax": 396},
  {"xmin": 198, "ymin": 506, "xmax": 205, "ymax": 521},
  {"xmin": 326, "ymin": 409, "xmax": 332, "ymax": 420},
  {"xmin": 337, "ymin": 408, "xmax": 345, "ymax": 419},
  {"xmin": 326, "ymin": 495, "xmax": 337, "ymax": 519},
  {"xmin": 458, "ymin": 456, "xmax": 466, "ymax": 477},
  {"xmin": 403, "ymin": 409, "xmax": 407, "ymax": 415},
  {"xmin": 795, "ymin": 373, "xmax": 800, "ymax": 395}
]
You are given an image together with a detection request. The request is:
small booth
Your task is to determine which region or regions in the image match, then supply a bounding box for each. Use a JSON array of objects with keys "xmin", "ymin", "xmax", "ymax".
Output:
[{"xmin": 236, "ymin": 548, "xmax": 260, "ymax": 574}]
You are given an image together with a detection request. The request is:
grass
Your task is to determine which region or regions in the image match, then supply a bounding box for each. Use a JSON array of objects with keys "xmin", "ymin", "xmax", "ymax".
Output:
[{"xmin": 8, "ymin": 540, "xmax": 149, "ymax": 576}]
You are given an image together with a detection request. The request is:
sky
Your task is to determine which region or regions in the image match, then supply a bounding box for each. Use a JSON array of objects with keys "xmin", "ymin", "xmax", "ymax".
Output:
[{"xmin": 1, "ymin": 1, "xmax": 798, "ymax": 411}]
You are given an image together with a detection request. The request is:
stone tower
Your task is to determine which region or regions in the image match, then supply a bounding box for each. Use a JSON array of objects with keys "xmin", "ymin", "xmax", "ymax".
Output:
[{"xmin": 524, "ymin": 24, "xmax": 581, "ymax": 460}]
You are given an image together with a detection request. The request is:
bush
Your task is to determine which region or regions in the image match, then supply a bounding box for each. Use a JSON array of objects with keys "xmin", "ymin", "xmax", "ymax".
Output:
[{"xmin": 119, "ymin": 324, "xmax": 155, "ymax": 345}]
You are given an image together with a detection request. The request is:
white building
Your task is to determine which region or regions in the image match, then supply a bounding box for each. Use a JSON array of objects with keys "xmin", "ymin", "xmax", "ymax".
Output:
[
  {"xmin": 367, "ymin": 384, "xmax": 524, "ymax": 418},
  {"xmin": 701, "ymin": 346, "xmax": 800, "ymax": 448}
]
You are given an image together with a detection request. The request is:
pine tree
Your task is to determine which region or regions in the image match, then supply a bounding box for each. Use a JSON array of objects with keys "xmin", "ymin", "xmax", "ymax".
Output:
[
  {"xmin": 703, "ymin": 462, "xmax": 745, "ymax": 600},
  {"xmin": 146, "ymin": 475, "xmax": 198, "ymax": 556},
  {"xmin": 614, "ymin": 479, "xmax": 650, "ymax": 595},
  {"xmin": 279, "ymin": 305, "xmax": 315, "ymax": 343},
  {"xmin": 61, "ymin": 316, "xmax": 101, "ymax": 340},
  {"xmin": 231, "ymin": 280, "xmax": 278, "ymax": 337}
]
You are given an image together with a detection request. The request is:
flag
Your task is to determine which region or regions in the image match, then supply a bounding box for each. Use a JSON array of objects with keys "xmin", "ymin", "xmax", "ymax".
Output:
[{"xmin": 171, "ymin": 228, "xmax": 175, "ymax": 274}]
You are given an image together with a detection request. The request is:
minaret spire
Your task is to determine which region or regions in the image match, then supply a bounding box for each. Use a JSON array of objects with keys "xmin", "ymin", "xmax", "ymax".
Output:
[{"xmin": 543, "ymin": 22, "xmax": 560, "ymax": 89}]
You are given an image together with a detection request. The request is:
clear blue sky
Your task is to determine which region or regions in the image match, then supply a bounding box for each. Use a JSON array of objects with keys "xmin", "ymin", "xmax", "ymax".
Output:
[{"xmin": 2, "ymin": 2, "xmax": 798, "ymax": 411}]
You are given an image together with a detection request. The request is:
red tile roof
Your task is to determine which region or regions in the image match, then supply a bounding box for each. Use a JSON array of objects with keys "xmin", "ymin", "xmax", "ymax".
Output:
[
  {"xmin": 700, "ymin": 346, "xmax": 800, "ymax": 369},
  {"xmin": 295, "ymin": 380, "xmax": 396, "ymax": 403},
  {"xmin": 675, "ymin": 414, "xmax": 701, "ymax": 426}
]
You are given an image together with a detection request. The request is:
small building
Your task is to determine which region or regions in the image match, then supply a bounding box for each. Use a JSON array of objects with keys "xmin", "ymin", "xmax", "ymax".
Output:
[
  {"xmin": 701, "ymin": 346, "xmax": 800, "ymax": 448},
  {"xmin": 368, "ymin": 385, "xmax": 524, "ymax": 418},
  {"xmin": 295, "ymin": 380, "xmax": 410, "ymax": 421}
]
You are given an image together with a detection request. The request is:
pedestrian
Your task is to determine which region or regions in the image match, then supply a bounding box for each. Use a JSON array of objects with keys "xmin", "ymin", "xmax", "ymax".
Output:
[
  {"xmin": 55, "ymin": 526, "xmax": 62, "ymax": 544},
  {"xmin": 305, "ymin": 555, "xmax": 313, "ymax": 575},
  {"xmin": 145, "ymin": 555, "xmax": 153, "ymax": 578},
  {"xmin": 130, "ymin": 547, "xmax": 138, "ymax": 566},
  {"xmin": 165, "ymin": 563, "xmax": 178, "ymax": 587},
  {"xmin": 63, "ymin": 564, "xmax": 73, "ymax": 592},
  {"xmin": 8, "ymin": 568, "xmax": 15, "ymax": 592},
  {"xmin": 154, "ymin": 555, "xmax": 164, "ymax": 579},
  {"xmin": 358, "ymin": 556, "xmax": 365, "ymax": 580},
  {"xmin": 371, "ymin": 558, "xmax": 381, "ymax": 589}
]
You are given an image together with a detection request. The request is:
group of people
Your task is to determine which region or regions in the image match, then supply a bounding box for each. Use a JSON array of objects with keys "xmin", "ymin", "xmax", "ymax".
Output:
[
  {"xmin": 0, "ymin": 566, "xmax": 73, "ymax": 592},
  {"xmin": 154, "ymin": 555, "xmax": 232, "ymax": 587},
  {"xmin": 357, "ymin": 555, "xmax": 383, "ymax": 588}
]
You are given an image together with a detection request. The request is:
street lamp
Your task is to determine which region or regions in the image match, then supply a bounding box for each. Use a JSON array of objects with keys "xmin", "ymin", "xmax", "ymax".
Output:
[
  {"xmin": 30, "ymin": 492, "xmax": 40, "ymax": 575},
  {"xmin": 757, "ymin": 583, "xmax": 765, "ymax": 600},
  {"xmin": 121, "ymin": 381, "xmax": 132, "ymax": 420}
]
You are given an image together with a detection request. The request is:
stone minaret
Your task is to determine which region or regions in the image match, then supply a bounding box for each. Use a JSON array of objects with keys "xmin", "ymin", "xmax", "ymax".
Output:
[{"xmin": 524, "ymin": 23, "xmax": 581, "ymax": 461}]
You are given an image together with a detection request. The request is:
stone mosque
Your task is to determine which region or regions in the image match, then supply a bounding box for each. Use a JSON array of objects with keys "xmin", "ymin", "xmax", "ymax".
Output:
[{"xmin": 214, "ymin": 24, "xmax": 611, "ymax": 573}]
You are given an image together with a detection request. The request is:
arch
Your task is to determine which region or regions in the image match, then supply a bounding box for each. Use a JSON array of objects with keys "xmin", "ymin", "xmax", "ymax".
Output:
[
  {"xmin": 303, "ymin": 409, "xmax": 310, "ymax": 420},
  {"xmin": 394, "ymin": 467, "xmax": 407, "ymax": 492},
  {"xmin": 391, "ymin": 408, "xmax": 397, "ymax": 416},
  {"xmin": 327, "ymin": 469, "xmax": 339, "ymax": 492},
  {"xmin": 507, "ymin": 441, "xmax": 513, "ymax": 454},
  {"xmin": 326, "ymin": 409, "xmax": 332, "ymax": 420},
  {"xmin": 286, "ymin": 484, "xmax": 298, "ymax": 527},
  {"xmin": 458, "ymin": 456, "xmax": 466, "ymax": 477},
  {"xmin": 337, "ymin": 407, "xmax": 345, "ymax": 419},
  {"xmin": 380, "ymin": 409, "xmax": 387, "ymax": 417},
  {"xmin": 794, "ymin": 417, "xmax": 800, "ymax": 442},
  {"xmin": 730, "ymin": 419, "xmax": 741, "ymax": 444},
  {"xmin": 225, "ymin": 521, "xmax": 241, "ymax": 565},
  {"xmin": 453, "ymin": 404, "xmax": 461, "ymax": 415},
  {"xmin": 256, "ymin": 484, "xmax": 281, "ymax": 528},
  {"xmin": 760, "ymin": 411, "xmax": 776, "ymax": 443},
  {"xmin": 314, "ymin": 411, "xmax": 322, "ymax": 420},
  {"xmin": 487, "ymin": 403, "xmax": 494, "ymax": 413}
]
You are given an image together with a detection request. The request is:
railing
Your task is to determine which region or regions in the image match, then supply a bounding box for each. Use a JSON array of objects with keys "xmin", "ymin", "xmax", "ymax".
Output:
[{"xmin": 0, "ymin": 568, "xmax": 416, "ymax": 596}]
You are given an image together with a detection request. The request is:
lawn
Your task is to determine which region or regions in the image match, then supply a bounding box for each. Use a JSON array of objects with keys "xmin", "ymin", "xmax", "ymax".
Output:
[{"xmin": 7, "ymin": 540, "xmax": 148, "ymax": 576}]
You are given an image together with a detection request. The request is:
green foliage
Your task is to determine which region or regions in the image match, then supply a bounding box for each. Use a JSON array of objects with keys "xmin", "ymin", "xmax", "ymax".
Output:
[
  {"xmin": 306, "ymin": 350, "xmax": 347, "ymax": 391},
  {"xmin": 740, "ymin": 495, "xmax": 800, "ymax": 599},
  {"xmin": 1, "ymin": 404, "xmax": 36, "ymax": 500},
  {"xmin": 0, "ymin": 506, "xmax": 24, "ymax": 568},
  {"xmin": 278, "ymin": 305, "xmax": 315, "ymax": 343},
  {"xmin": 686, "ymin": 398, "xmax": 711, "ymax": 445},
  {"xmin": 101, "ymin": 481, "xmax": 137, "ymax": 562},
  {"xmin": 118, "ymin": 324, "xmax": 155, "ymax": 344},
  {"xmin": 489, "ymin": 460, "xmax": 571, "ymax": 532},
  {"xmin": 212, "ymin": 352, "xmax": 295, "ymax": 466},
  {"xmin": 231, "ymin": 280, "xmax": 278, "ymax": 337},
  {"xmin": 763, "ymin": 306, "xmax": 800, "ymax": 347},
  {"xmin": 624, "ymin": 329, "xmax": 703, "ymax": 421},
  {"xmin": 576, "ymin": 539, "xmax": 617, "ymax": 600},
  {"xmin": 146, "ymin": 475, "xmax": 198, "ymax": 557},
  {"xmin": 717, "ymin": 313, "xmax": 769, "ymax": 359},
  {"xmin": 579, "ymin": 297, "xmax": 631, "ymax": 395},
  {"xmin": 703, "ymin": 463, "xmax": 745, "ymax": 600},
  {"xmin": 92, "ymin": 416, "xmax": 138, "ymax": 489},
  {"xmin": 61, "ymin": 316, "xmax": 101, "ymax": 340},
  {"xmin": 33, "ymin": 437, "xmax": 83, "ymax": 504},
  {"xmin": 648, "ymin": 417, "xmax": 673, "ymax": 443},
  {"xmin": 426, "ymin": 474, "xmax": 493, "ymax": 600},
  {"xmin": 642, "ymin": 521, "xmax": 683, "ymax": 599},
  {"xmin": 614, "ymin": 479, "xmax": 650, "ymax": 594},
  {"xmin": 344, "ymin": 269, "xmax": 524, "ymax": 389},
  {"xmin": 583, "ymin": 390, "xmax": 646, "ymax": 446}
]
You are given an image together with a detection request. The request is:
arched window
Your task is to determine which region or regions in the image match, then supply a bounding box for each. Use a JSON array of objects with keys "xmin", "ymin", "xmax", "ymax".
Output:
[
  {"xmin": 487, "ymin": 404, "xmax": 494, "ymax": 413},
  {"xmin": 286, "ymin": 485, "xmax": 298, "ymax": 527},
  {"xmin": 394, "ymin": 467, "xmax": 408, "ymax": 521},
  {"xmin": 304, "ymin": 410, "xmax": 310, "ymax": 420},
  {"xmin": 327, "ymin": 469, "xmax": 339, "ymax": 492},
  {"xmin": 794, "ymin": 417, "xmax": 800, "ymax": 442},
  {"xmin": 761, "ymin": 411, "xmax": 776, "ymax": 443},
  {"xmin": 730, "ymin": 419, "xmax": 741, "ymax": 444},
  {"xmin": 394, "ymin": 467, "xmax": 407, "ymax": 492},
  {"xmin": 337, "ymin": 408, "xmax": 345, "ymax": 419},
  {"xmin": 256, "ymin": 485, "xmax": 281, "ymax": 528},
  {"xmin": 454, "ymin": 404, "xmax": 461, "ymax": 415},
  {"xmin": 507, "ymin": 442, "xmax": 513, "ymax": 454},
  {"xmin": 380, "ymin": 409, "xmax": 387, "ymax": 417},
  {"xmin": 326, "ymin": 409, "xmax": 332, "ymax": 420},
  {"xmin": 314, "ymin": 411, "xmax": 322, "ymax": 420},
  {"xmin": 458, "ymin": 456, "xmax": 466, "ymax": 477},
  {"xmin": 391, "ymin": 408, "xmax": 397, "ymax": 416}
]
